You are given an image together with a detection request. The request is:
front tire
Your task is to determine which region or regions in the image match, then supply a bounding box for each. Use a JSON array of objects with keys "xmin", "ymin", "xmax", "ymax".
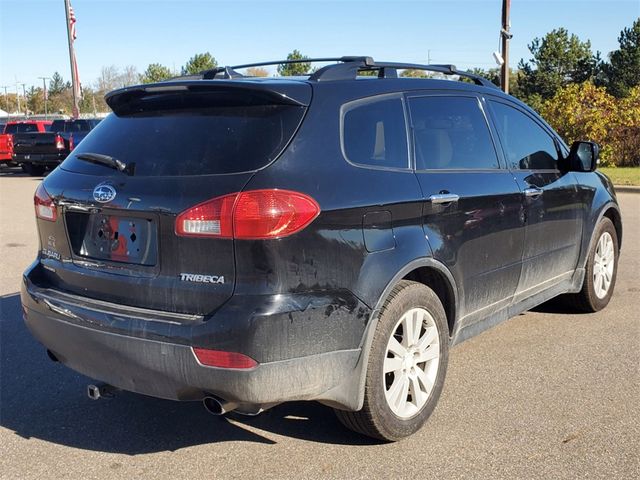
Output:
[
  {"xmin": 335, "ymin": 280, "xmax": 449, "ymax": 441},
  {"xmin": 566, "ymin": 217, "xmax": 619, "ymax": 312}
]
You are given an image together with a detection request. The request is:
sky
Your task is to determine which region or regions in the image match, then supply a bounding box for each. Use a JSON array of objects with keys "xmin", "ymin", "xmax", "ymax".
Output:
[{"xmin": 0, "ymin": 0, "xmax": 638, "ymax": 91}]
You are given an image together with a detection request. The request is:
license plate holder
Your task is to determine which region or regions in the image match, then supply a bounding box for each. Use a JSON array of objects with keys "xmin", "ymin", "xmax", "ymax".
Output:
[{"xmin": 77, "ymin": 213, "xmax": 158, "ymax": 266}]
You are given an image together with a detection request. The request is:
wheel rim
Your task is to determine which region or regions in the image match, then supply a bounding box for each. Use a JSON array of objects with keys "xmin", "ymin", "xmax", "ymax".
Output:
[
  {"xmin": 383, "ymin": 307, "xmax": 440, "ymax": 419},
  {"xmin": 593, "ymin": 231, "xmax": 615, "ymax": 299}
]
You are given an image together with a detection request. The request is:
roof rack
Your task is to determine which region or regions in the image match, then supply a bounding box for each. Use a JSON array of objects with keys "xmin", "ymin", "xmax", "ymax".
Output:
[
  {"xmin": 201, "ymin": 56, "xmax": 374, "ymax": 80},
  {"xmin": 199, "ymin": 56, "xmax": 497, "ymax": 89}
]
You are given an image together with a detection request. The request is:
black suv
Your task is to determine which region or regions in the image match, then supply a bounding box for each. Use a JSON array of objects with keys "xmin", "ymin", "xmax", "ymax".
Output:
[{"xmin": 21, "ymin": 57, "xmax": 622, "ymax": 441}]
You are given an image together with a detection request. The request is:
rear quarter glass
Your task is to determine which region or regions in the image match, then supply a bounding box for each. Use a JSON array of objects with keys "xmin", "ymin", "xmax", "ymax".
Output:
[{"xmin": 61, "ymin": 92, "xmax": 306, "ymax": 177}]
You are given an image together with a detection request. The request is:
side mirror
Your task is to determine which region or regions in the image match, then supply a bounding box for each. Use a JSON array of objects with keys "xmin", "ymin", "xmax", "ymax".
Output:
[{"xmin": 567, "ymin": 141, "xmax": 600, "ymax": 172}]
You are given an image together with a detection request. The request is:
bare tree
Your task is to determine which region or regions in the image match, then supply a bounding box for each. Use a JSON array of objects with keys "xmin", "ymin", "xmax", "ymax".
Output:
[
  {"xmin": 96, "ymin": 65, "xmax": 121, "ymax": 92},
  {"xmin": 120, "ymin": 65, "xmax": 139, "ymax": 87}
]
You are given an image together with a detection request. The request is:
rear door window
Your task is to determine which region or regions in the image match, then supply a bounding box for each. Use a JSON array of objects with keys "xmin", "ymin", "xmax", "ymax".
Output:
[
  {"xmin": 341, "ymin": 95, "xmax": 409, "ymax": 170},
  {"xmin": 62, "ymin": 94, "xmax": 306, "ymax": 177},
  {"xmin": 409, "ymin": 96, "xmax": 499, "ymax": 170}
]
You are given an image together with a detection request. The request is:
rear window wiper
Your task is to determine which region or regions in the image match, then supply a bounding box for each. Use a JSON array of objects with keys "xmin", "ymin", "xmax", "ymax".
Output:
[{"xmin": 76, "ymin": 152, "xmax": 134, "ymax": 175}]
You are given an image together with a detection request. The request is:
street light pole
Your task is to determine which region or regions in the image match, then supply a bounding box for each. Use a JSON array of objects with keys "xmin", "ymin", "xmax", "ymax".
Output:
[{"xmin": 38, "ymin": 77, "xmax": 50, "ymax": 119}]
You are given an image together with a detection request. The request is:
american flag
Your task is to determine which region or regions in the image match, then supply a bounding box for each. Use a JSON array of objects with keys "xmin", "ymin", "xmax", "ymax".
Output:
[{"xmin": 69, "ymin": 2, "xmax": 77, "ymax": 40}]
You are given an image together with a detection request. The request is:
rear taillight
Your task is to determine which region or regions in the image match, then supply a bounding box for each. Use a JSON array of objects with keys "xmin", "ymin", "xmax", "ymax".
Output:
[
  {"xmin": 68, "ymin": 135, "xmax": 75, "ymax": 151},
  {"xmin": 192, "ymin": 347, "xmax": 258, "ymax": 369},
  {"xmin": 54, "ymin": 134, "xmax": 64, "ymax": 150},
  {"xmin": 176, "ymin": 189, "xmax": 320, "ymax": 240},
  {"xmin": 34, "ymin": 183, "xmax": 57, "ymax": 221}
]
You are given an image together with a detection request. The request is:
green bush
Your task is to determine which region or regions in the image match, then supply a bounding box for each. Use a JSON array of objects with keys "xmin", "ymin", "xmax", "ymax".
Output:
[{"xmin": 540, "ymin": 83, "xmax": 640, "ymax": 166}]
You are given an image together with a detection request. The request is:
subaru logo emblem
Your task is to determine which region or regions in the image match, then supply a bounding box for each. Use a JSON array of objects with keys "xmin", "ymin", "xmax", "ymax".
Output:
[{"xmin": 93, "ymin": 184, "xmax": 116, "ymax": 203}]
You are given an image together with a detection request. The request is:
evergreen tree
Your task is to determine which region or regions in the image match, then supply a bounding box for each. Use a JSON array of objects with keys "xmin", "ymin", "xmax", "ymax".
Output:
[
  {"xmin": 605, "ymin": 18, "xmax": 640, "ymax": 97},
  {"xmin": 277, "ymin": 50, "xmax": 311, "ymax": 76}
]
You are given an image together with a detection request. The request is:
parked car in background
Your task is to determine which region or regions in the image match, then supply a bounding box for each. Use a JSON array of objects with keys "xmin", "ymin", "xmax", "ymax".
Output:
[
  {"xmin": 0, "ymin": 120, "xmax": 52, "ymax": 166},
  {"xmin": 13, "ymin": 118, "xmax": 101, "ymax": 175},
  {"xmin": 21, "ymin": 57, "xmax": 622, "ymax": 442}
]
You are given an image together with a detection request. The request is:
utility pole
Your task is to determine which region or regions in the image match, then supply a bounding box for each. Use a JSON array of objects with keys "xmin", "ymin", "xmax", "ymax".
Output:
[
  {"xmin": 500, "ymin": 0, "xmax": 512, "ymax": 94},
  {"xmin": 20, "ymin": 83, "xmax": 27, "ymax": 116},
  {"xmin": 15, "ymin": 83, "xmax": 21, "ymax": 114},
  {"xmin": 39, "ymin": 77, "xmax": 50, "ymax": 119}
]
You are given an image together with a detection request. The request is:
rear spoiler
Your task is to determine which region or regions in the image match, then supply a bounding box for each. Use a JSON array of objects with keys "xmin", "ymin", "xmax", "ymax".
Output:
[{"xmin": 105, "ymin": 80, "xmax": 312, "ymax": 114}]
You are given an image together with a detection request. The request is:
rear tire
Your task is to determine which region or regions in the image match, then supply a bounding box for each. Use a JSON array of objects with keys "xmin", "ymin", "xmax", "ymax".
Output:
[
  {"xmin": 22, "ymin": 163, "xmax": 45, "ymax": 176},
  {"xmin": 564, "ymin": 217, "xmax": 618, "ymax": 312},
  {"xmin": 335, "ymin": 280, "xmax": 449, "ymax": 441}
]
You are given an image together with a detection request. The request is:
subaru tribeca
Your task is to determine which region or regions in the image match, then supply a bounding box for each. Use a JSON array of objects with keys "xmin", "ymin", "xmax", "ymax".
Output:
[{"xmin": 21, "ymin": 57, "xmax": 622, "ymax": 441}]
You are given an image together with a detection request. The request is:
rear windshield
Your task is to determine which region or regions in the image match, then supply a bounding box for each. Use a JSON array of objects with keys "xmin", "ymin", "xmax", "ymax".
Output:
[
  {"xmin": 62, "ymin": 97, "xmax": 305, "ymax": 176},
  {"xmin": 5, "ymin": 123, "xmax": 39, "ymax": 134}
]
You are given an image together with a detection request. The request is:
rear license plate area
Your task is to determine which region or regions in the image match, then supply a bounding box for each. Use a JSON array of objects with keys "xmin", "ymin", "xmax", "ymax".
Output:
[{"xmin": 66, "ymin": 212, "xmax": 158, "ymax": 266}]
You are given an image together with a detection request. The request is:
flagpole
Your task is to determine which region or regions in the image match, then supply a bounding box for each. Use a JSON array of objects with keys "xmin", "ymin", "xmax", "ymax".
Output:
[{"xmin": 64, "ymin": 0, "xmax": 80, "ymax": 118}]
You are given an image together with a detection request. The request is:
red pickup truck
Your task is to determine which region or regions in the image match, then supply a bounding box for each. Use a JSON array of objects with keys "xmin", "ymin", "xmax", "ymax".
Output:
[{"xmin": 0, "ymin": 121, "xmax": 52, "ymax": 166}]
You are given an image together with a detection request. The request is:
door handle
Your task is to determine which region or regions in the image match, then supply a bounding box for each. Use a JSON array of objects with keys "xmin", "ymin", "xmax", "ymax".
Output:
[
  {"xmin": 428, "ymin": 193, "xmax": 460, "ymax": 204},
  {"xmin": 524, "ymin": 187, "xmax": 543, "ymax": 199}
]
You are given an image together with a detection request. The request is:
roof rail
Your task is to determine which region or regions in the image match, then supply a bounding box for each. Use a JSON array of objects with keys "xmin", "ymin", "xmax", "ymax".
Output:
[
  {"xmin": 201, "ymin": 56, "xmax": 374, "ymax": 80},
  {"xmin": 197, "ymin": 56, "xmax": 497, "ymax": 89},
  {"xmin": 310, "ymin": 61, "xmax": 499, "ymax": 89}
]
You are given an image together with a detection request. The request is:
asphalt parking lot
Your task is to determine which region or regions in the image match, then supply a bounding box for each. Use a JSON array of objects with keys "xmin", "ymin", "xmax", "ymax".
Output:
[{"xmin": 0, "ymin": 168, "xmax": 638, "ymax": 480}]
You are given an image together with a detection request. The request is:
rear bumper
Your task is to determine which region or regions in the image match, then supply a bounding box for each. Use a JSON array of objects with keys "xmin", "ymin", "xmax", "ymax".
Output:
[
  {"xmin": 21, "ymin": 263, "xmax": 364, "ymax": 405},
  {"xmin": 13, "ymin": 152, "xmax": 66, "ymax": 165}
]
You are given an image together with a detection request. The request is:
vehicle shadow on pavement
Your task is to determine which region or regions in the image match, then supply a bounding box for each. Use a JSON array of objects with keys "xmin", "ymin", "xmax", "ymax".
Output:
[
  {"xmin": 0, "ymin": 293, "xmax": 375, "ymax": 452},
  {"xmin": 531, "ymin": 296, "xmax": 580, "ymax": 314},
  {"xmin": 0, "ymin": 166, "xmax": 46, "ymax": 178}
]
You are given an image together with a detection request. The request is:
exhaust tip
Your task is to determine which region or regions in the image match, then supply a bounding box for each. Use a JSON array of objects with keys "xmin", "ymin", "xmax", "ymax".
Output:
[
  {"xmin": 203, "ymin": 396, "xmax": 237, "ymax": 416},
  {"xmin": 87, "ymin": 383, "xmax": 118, "ymax": 400},
  {"xmin": 87, "ymin": 384, "xmax": 102, "ymax": 400}
]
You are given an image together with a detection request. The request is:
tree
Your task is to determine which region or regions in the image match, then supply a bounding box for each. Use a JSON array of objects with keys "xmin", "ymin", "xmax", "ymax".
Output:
[
  {"xmin": 277, "ymin": 50, "xmax": 310, "ymax": 76},
  {"xmin": 609, "ymin": 85, "xmax": 640, "ymax": 166},
  {"xmin": 245, "ymin": 67, "xmax": 269, "ymax": 77},
  {"xmin": 140, "ymin": 63, "xmax": 173, "ymax": 83},
  {"xmin": 400, "ymin": 69, "xmax": 429, "ymax": 78},
  {"xmin": 79, "ymin": 86, "xmax": 109, "ymax": 115},
  {"xmin": 518, "ymin": 28, "xmax": 598, "ymax": 102},
  {"xmin": 96, "ymin": 65, "xmax": 121, "ymax": 92},
  {"xmin": 49, "ymin": 72, "xmax": 69, "ymax": 96},
  {"xmin": 540, "ymin": 82, "xmax": 616, "ymax": 162},
  {"xmin": 182, "ymin": 52, "xmax": 217, "ymax": 75},
  {"xmin": 120, "ymin": 65, "xmax": 139, "ymax": 87},
  {"xmin": 605, "ymin": 18, "xmax": 640, "ymax": 98},
  {"xmin": 26, "ymin": 86, "xmax": 45, "ymax": 114}
]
